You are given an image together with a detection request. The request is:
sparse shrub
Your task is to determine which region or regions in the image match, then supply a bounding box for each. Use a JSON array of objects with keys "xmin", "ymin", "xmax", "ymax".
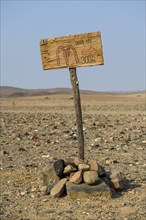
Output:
[
  {"xmin": 69, "ymin": 96, "xmax": 74, "ymax": 100},
  {"xmin": 44, "ymin": 96, "xmax": 49, "ymax": 100},
  {"xmin": 12, "ymin": 100, "xmax": 16, "ymax": 107},
  {"xmin": 82, "ymin": 105, "xmax": 87, "ymax": 112}
]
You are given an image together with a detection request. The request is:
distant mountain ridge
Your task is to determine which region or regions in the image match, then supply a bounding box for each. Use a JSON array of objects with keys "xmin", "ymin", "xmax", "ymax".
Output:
[
  {"xmin": 0, "ymin": 86, "xmax": 145, "ymax": 98},
  {"xmin": 0, "ymin": 86, "xmax": 98, "ymax": 98}
]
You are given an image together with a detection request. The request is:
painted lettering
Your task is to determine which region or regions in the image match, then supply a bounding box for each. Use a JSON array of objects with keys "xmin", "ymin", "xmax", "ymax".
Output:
[
  {"xmin": 75, "ymin": 40, "xmax": 84, "ymax": 45},
  {"xmin": 86, "ymin": 39, "xmax": 92, "ymax": 44},
  {"xmin": 81, "ymin": 55, "xmax": 95, "ymax": 64}
]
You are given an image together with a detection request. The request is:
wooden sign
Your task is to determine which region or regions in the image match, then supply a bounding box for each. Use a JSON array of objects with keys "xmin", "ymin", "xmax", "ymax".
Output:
[{"xmin": 40, "ymin": 31, "xmax": 104, "ymax": 70}]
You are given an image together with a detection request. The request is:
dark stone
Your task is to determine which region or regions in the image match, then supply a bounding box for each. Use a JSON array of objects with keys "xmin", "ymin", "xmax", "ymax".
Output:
[
  {"xmin": 53, "ymin": 159, "xmax": 65, "ymax": 178},
  {"xmin": 45, "ymin": 184, "xmax": 54, "ymax": 195},
  {"xmin": 101, "ymin": 175, "xmax": 116, "ymax": 195},
  {"xmin": 18, "ymin": 146, "xmax": 27, "ymax": 151},
  {"xmin": 66, "ymin": 181, "xmax": 111, "ymax": 198},
  {"xmin": 98, "ymin": 164, "xmax": 106, "ymax": 177},
  {"xmin": 3, "ymin": 150, "xmax": 9, "ymax": 155},
  {"xmin": 66, "ymin": 133, "xmax": 77, "ymax": 140}
]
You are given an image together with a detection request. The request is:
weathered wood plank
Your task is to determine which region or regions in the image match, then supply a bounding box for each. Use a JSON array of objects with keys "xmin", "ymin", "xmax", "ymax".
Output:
[
  {"xmin": 40, "ymin": 31, "xmax": 104, "ymax": 70},
  {"xmin": 69, "ymin": 68, "xmax": 84, "ymax": 160}
]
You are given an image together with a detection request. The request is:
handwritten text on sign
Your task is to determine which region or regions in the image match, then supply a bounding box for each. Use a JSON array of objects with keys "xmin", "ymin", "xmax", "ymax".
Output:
[{"xmin": 40, "ymin": 31, "xmax": 104, "ymax": 70}]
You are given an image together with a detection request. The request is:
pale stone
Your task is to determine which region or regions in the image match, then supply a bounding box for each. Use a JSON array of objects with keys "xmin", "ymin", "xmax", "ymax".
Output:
[
  {"xmin": 50, "ymin": 178, "xmax": 67, "ymax": 198},
  {"xmin": 78, "ymin": 164, "xmax": 90, "ymax": 171},
  {"xmin": 83, "ymin": 171, "xmax": 100, "ymax": 185},
  {"xmin": 11, "ymin": 133, "xmax": 17, "ymax": 140},
  {"xmin": 69, "ymin": 171, "xmax": 82, "ymax": 184},
  {"xmin": 88, "ymin": 159, "xmax": 98, "ymax": 171},
  {"xmin": 42, "ymin": 165, "xmax": 60, "ymax": 186},
  {"xmin": 64, "ymin": 157, "xmax": 76, "ymax": 166},
  {"xmin": 63, "ymin": 165, "xmax": 77, "ymax": 174},
  {"xmin": 88, "ymin": 160, "xmax": 106, "ymax": 176},
  {"xmin": 74, "ymin": 157, "xmax": 87, "ymax": 166},
  {"xmin": 95, "ymin": 137, "xmax": 102, "ymax": 143},
  {"xmin": 110, "ymin": 171, "xmax": 126, "ymax": 190},
  {"xmin": 66, "ymin": 181, "xmax": 111, "ymax": 199},
  {"xmin": 39, "ymin": 186, "xmax": 47, "ymax": 194}
]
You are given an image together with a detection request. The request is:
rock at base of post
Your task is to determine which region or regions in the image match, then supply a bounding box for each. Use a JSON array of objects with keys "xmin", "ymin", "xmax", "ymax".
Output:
[{"xmin": 66, "ymin": 180, "xmax": 111, "ymax": 199}]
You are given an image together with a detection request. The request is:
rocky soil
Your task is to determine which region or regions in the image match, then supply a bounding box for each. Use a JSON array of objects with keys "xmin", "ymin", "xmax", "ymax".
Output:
[{"xmin": 0, "ymin": 93, "xmax": 145, "ymax": 220}]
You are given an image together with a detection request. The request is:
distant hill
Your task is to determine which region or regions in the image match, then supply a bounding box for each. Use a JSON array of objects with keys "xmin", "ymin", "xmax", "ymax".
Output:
[
  {"xmin": 0, "ymin": 86, "xmax": 99, "ymax": 98},
  {"xmin": 0, "ymin": 86, "xmax": 145, "ymax": 98}
]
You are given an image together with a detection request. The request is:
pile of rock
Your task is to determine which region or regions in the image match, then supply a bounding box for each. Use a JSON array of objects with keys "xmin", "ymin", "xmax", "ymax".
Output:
[{"xmin": 42, "ymin": 157, "xmax": 126, "ymax": 199}]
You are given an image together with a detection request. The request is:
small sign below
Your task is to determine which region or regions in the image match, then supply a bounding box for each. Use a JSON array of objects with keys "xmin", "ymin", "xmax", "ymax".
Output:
[{"xmin": 40, "ymin": 31, "xmax": 104, "ymax": 70}]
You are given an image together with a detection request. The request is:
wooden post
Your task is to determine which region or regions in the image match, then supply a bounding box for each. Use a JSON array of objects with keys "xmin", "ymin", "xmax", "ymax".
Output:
[{"xmin": 69, "ymin": 67, "xmax": 84, "ymax": 160}]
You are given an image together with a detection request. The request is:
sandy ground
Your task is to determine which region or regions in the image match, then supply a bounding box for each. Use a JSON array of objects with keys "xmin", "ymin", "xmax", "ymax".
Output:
[{"xmin": 0, "ymin": 92, "xmax": 145, "ymax": 220}]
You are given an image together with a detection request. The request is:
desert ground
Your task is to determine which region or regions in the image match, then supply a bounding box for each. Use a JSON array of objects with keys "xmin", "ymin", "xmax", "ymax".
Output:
[{"xmin": 0, "ymin": 91, "xmax": 145, "ymax": 220}]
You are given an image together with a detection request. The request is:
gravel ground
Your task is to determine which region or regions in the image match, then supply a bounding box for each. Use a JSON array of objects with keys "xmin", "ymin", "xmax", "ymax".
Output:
[{"xmin": 0, "ymin": 93, "xmax": 145, "ymax": 220}]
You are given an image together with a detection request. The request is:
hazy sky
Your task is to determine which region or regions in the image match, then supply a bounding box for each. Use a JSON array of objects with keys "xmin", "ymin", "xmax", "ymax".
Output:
[{"xmin": 1, "ymin": 0, "xmax": 145, "ymax": 91}]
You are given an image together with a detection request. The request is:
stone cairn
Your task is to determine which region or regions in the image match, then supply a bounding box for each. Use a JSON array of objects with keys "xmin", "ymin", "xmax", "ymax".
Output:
[{"xmin": 42, "ymin": 157, "xmax": 126, "ymax": 199}]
